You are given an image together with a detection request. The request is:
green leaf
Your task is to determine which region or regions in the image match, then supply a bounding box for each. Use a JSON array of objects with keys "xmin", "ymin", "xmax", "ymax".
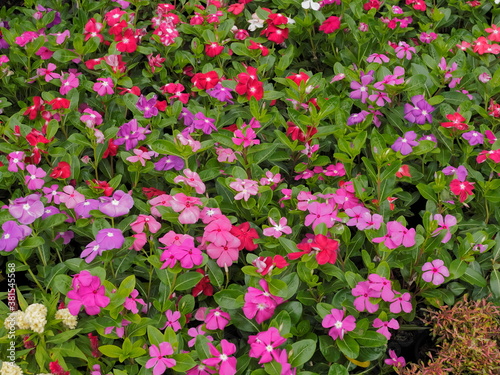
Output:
[
  {"xmin": 99, "ymin": 345, "xmax": 122, "ymax": 358},
  {"xmin": 328, "ymin": 364, "xmax": 349, "ymax": 375},
  {"xmin": 490, "ymin": 270, "xmax": 500, "ymax": 298},
  {"xmin": 117, "ymin": 275, "xmax": 136, "ymax": 298},
  {"xmin": 417, "ymin": 183, "xmax": 437, "ymax": 203},
  {"xmin": 175, "ymin": 272, "xmax": 203, "ymax": 291},
  {"xmin": 461, "ymin": 267, "xmax": 487, "ymax": 287},
  {"xmin": 264, "ymin": 361, "xmax": 282, "ymax": 375},
  {"xmin": 289, "ymin": 339, "xmax": 316, "ymax": 367},
  {"xmin": 449, "ymin": 259, "xmax": 468, "ymax": 279},
  {"xmin": 214, "ymin": 289, "xmax": 245, "ymax": 309},
  {"xmin": 355, "ymin": 331, "xmax": 387, "ymax": 347},
  {"xmin": 151, "ymin": 139, "xmax": 184, "ymax": 157},
  {"xmin": 195, "ymin": 335, "xmax": 212, "ymax": 360},
  {"xmin": 47, "ymin": 329, "xmax": 83, "ymax": 344},
  {"xmin": 147, "ymin": 326, "xmax": 165, "ymax": 347},
  {"xmin": 337, "ymin": 336, "xmax": 359, "ymax": 359},
  {"xmin": 52, "ymin": 49, "xmax": 80, "ymax": 62},
  {"xmin": 172, "ymin": 353, "xmax": 197, "ymax": 372}
]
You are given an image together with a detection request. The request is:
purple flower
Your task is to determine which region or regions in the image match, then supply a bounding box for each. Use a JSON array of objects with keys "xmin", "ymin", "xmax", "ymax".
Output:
[
  {"xmin": 114, "ymin": 119, "xmax": 151, "ymax": 150},
  {"xmin": 419, "ymin": 134, "xmax": 437, "ymax": 143},
  {"xmin": 42, "ymin": 206, "xmax": 61, "ymax": 219},
  {"xmin": 442, "ymin": 165, "xmax": 467, "ymax": 182},
  {"xmin": 462, "ymin": 130, "xmax": 484, "ymax": 146},
  {"xmin": 80, "ymin": 241, "xmax": 103, "ymax": 263},
  {"xmin": 391, "ymin": 131, "xmax": 419, "ymax": 155},
  {"xmin": 136, "ymin": 95, "xmax": 158, "ymax": 118},
  {"xmin": 207, "ymin": 83, "xmax": 234, "ymax": 103},
  {"xmin": 98, "ymin": 190, "xmax": 134, "ymax": 217},
  {"xmin": 55, "ymin": 230, "xmax": 74, "ymax": 244},
  {"xmin": 0, "ymin": 221, "xmax": 32, "ymax": 252},
  {"xmin": 154, "ymin": 155, "xmax": 184, "ymax": 171},
  {"xmin": 349, "ymin": 71, "xmax": 374, "ymax": 103},
  {"xmin": 193, "ymin": 112, "xmax": 217, "ymax": 134},
  {"xmin": 9, "ymin": 194, "xmax": 44, "ymax": 224},
  {"xmin": 347, "ymin": 111, "xmax": 368, "ymax": 125},
  {"xmin": 404, "ymin": 95, "xmax": 434, "ymax": 124},
  {"xmin": 96, "ymin": 228, "xmax": 125, "ymax": 250},
  {"xmin": 74, "ymin": 199, "xmax": 99, "ymax": 219}
]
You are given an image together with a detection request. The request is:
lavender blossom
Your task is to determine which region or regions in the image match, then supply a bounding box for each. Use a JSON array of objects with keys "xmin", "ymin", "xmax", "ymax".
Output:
[
  {"xmin": 207, "ymin": 83, "xmax": 234, "ymax": 104},
  {"xmin": 136, "ymin": 95, "xmax": 158, "ymax": 118},
  {"xmin": 154, "ymin": 155, "xmax": 184, "ymax": 171},
  {"xmin": 404, "ymin": 95, "xmax": 434, "ymax": 124},
  {"xmin": 391, "ymin": 131, "xmax": 419, "ymax": 155}
]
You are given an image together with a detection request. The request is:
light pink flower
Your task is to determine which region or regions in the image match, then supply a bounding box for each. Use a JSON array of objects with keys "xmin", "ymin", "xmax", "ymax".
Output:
[
  {"xmin": 174, "ymin": 169, "xmax": 206, "ymax": 194},
  {"xmin": 59, "ymin": 185, "xmax": 86, "ymax": 209},
  {"xmin": 263, "ymin": 217, "xmax": 292, "ymax": 238},
  {"xmin": 206, "ymin": 235, "xmax": 241, "ymax": 267},
  {"xmin": 130, "ymin": 214, "xmax": 161, "ymax": 233},
  {"xmin": 170, "ymin": 193, "xmax": 202, "ymax": 224},
  {"xmin": 229, "ymin": 179, "xmax": 259, "ymax": 201},
  {"xmin": 431, "ymin": 214, "xmax": 456, "ymax": 243},
  {"xmin": 126, "ymin": 148, "xmax": 152, "ymax": 167}
]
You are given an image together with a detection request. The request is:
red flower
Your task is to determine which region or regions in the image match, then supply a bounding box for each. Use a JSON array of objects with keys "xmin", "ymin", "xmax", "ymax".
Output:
[
  {"xmin": 192, "ymin": 269, "xmax": 214, "ymax": 297},
  {"xmin": 115, "ymin": 28, "xmax": 137, "ymax": 53},
  {"xmin": 50, "ymin": 161, "xmax": 71, "ymax": 179},
  {"xmin": 248, "ymin": 40, "xmax": 269, "ymax": 56},
  {"xmin": 261, "ymin": 24, "xmax": 289, "ymax": 43},
  {"xmin": 253, "ymin": 255, "xmax": 289, "ymax": 275},
  {"xmin": 191, "ymin": 71, "xmax": 220, "ymax": 90},
  {"xmin": 227, "ymin": 3, "xmax": 244, "ymax": 14},
  {"xmin": 473, "ymin": 36, "xmax": 489, "ymax": 55},
  {"xmin": 87, "ymin": 179, "xmax": 114, "ymax": 196},
  {"xmin": 205, "ymin": 42, "xmax": 224, "ymax": 57},
  {"xmin": 289, "ymin": 234, "xmax": 338, "ymax": 265},
  {"xmin": 235, "ymin": 67, "xmax": 264, "ymax": 101},
  {"xmin": 88, "ymin": 333, "xmax": 100, "ymax": 358},
  {"xmin": 319, "ymin": 16, "xmax": 341, "ymax": 34},
  {"xmin": 286, "ymin": 122, "xmax": 317, "ymax": 143},
  {"xmin": 142, "ymin": 187, "xmax": 166, "ymax": 199},
  {"xmin": 230, "ymin": 222, "xmax": 259, "ymax": 251},
  {"xmin": 363, "ymin": 0, "xmax": 381, "ymax": 10},
  {"xmin": 489, "ymin": 100, "xmax": 500, "ymax": 118},
  {"xmin": 109, "ymin": 20, "xmax": 128, "ymax": 36},
  {"xmin": 395, "ymin": 165, "xmax": 412, "ymax": 178},
  {"xmin": 47, "ymin": 97, "xmax": 70, "ymax": 110},
  {"xmin": 440, "ymin": 112, "xmax": 468, "ymax": 130},
  {"xmin": 83, "ymin": 18, "xmax": 104, "ymax": 43},
  {"xmin": 49, "ymin": 360, "xmax": 70, "ymax": 375},
  {"xmin": 450, "ymin": 179, "xmax": 475, "ymax": 202},
  {"xmin": 477, "ymin": 150, "xmax": 500, "ymax": 164},
  {"xmin": 104, "ymin": 8, "xmax": 127, "ymax": 26},
  {"xmin": 118, "ymin": 86, "xmax": 141, "ymax": 96},
  {"xmin": 103, "ymin": 138, "xmax": 119, "ymax": 158},
  {"xmin": 85, "ymin": 58, "xmax": 104, "ymax": 70},
  {"xmin": 26, "ymin": 129, "xmax": 51, "ymax": 146},
  {"xmin": 287, "ymin": 72, "xmax": 310, "ymax": 86},
  {"xmin": 486, "ymin": 24, "xmax": 500, "ymax": 42},
  {"xmin": 267, "ymin": 13, "xmax": 288, "ymax": 26},
  {"xmin": 155, "ymin": 100, "xmax": 167, "ymax": 111},
  {"xmin": 23, "ymin": 96, "xmax": 45, "ymax": 120}
]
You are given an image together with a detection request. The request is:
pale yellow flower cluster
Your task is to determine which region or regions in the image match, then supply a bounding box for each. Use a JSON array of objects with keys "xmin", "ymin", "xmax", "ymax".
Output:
[
  {"xmin": 54, "ymin": 308, "xmax": 78, "ymax": 329},
  {"xmin": 0, "ymin": 362, "xmax": 23, "ymax": 375},
  {"xmin": 4, "ymin": 304, "xmax": 47, "ymax": 333}
]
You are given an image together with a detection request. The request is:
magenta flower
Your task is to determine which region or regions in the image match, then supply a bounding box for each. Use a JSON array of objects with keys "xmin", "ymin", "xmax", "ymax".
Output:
[
  {"xmin": 130, "ymin": 214, "xmax": 161, "ymax": 234},
  {"xmin": 391, "ymin": 131, "xmax": 419, "ymax": 155},
  {"xmin": 98, "ymin": 190, "xmax": 134, "ymax": 217},
  {"xmin": 203, "ymin": 215, "xmax": 234, "ymax": 245},
  {"xmin": 124, "ymin": 289, "xmax": 146, "ymax": 314},
  {"xmin": 114, "ymin": 119, "xmax": 151, "ymax": 150},
  {"xmin": 188, "ymin": 326, "xmax": 213, "ymax": 348},
  {"xmin": 385, "ymin": 349, "xmax": 406, "ymax": 368},
  {"xmin": 304, "ymin": 202, "xmax": 337, "ymax": 229},
  {"xmin": 263, "ymin": 217, "xmax": 292, "ymax": 238},
  {"xmin": 366, "ymin": 53, "xmax": 390, "ymax": 63},
  {"xmin": 155, "ymin": 155, "xmax": 184, "ymax": 171},
  {"xmin": 322, "ymin": 308, "xmax": 356, "ymax": 340},
  {"xmin": 202, "ymin": 340, "xmax": 237, "ymax": 375},
  {"xmin": 80, "ymin": 108, "xmax": 103, "ymax": 128},
  {"xmin": 0, "ymin": 221, "xmax": 32, "ymax": 252},
  {"xmin": 67, "ymin": 270, "xmax": 110, "ymax": 315},
  {"xmin": 242, "ymin": 279, "xmax": 283, "ymax": 324},
  {"xmin": 145, "ymin": 342, "xmax": 177, "ymax": 375},
  {"xmin": 136, "ymin": 95, "xmax": 159, "ymax": 118},
  {"xmin": 193, "ymin": 112, "xmax": 217, "ymax": 134},
  {"xmin": 431, "ymin": 214, "xmax": 456, "ymax": 243},
  {"xmin": 422, "ymin": 259, "xmax": 449, "ymax": 286},
  {"xmin": 248, "ymin": 327, "xmax": 287, "ymax": 364},
  {"xmin": 373, "ymin": 318, "xmax": 399, "ymax": 340},
  {"xmin": 367, "ymin": 274, "xmax": 395, "ymax": 301},
  {"xmin": 59, "ymin": 72, "xmax": 80, "ymax": 95},
  {"xmin": 205, "ymin": 307, "xmax": 231, "ymax": 330},
  {"xmin": 93, "ymin": 77, "xmax": 114, "ymax": 96},
  {"xmin": 352, "ymin": 281, "xmax": 379, "ymax": 313},
  {"xmin": 8, "ymin": 194, "xmax": 44, "ymax": 224},
  {"xmin": 372, "ymin": 221, "xmax": 416, "ymax": 249},
  {"xmin": 169, "ymin": 238, "xmax": 203, "ymax": 269},
  {"xmin": 357, "ymin": 212, "xmax": 383, "ymax": 230},
  {"xmin": 24, "ymin": 164, "xmax": 46, "ymax": 190},
  {"xmin": 389, "ymin": 292, "xmax": 412, "ymax": 314},
  {"xmin": 232, "ymin": 127, "xmax": 260, "ymax": 147},
  {"xmin": 162, "ymin": 310, "xmax": 182, "ymax": 331},
  {"xmin": 174, "ymin": 169, "xmax": 206, "ymax": 194},
  {"xmin": 349, "ymin": 70, "xmax": 374, "ymax": 103},
  {"xmin": 462, "ymin": 130, "xmax": 484, "ymax": 146},
  {"xmin": 8, "ymin": 151, "xmax": 25, "ymax": 172}
]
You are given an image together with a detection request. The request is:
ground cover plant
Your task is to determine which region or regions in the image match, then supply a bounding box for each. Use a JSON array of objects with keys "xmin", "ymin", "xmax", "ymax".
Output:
[{"xmin": 0, "ymin": 0, "xmax": 500, "ymax": 374}]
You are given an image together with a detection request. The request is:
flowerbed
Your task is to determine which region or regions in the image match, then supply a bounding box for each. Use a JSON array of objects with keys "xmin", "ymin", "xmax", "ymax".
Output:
[{"xmin": 1, "ymin": 0, "xmax": 500, "ymax": 374}]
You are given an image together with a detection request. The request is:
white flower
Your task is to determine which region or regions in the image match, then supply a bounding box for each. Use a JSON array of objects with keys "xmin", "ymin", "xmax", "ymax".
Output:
[
  {"xmin": 25, "ymin": 304, "xmax": 47, "ymax": 334},
  {"xmin": 247, "ymin": 13, "xmax": 265, "ymax": 31},
  {"xmin": 301, "ymin": 0, "xmax": 320, "ymax": 10},
  {"xmin": 0, "ymin": 362, "xmax": 23, "ymax": 375},
  {"xmin": 55, "ymin": 308, "xmax": 78, "ymax": 329}
]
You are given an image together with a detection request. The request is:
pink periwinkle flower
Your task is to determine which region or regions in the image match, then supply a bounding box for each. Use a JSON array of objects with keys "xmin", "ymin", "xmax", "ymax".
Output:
[
  {"xmin": 248, "ymin": 327, "xmax": 287, "ymax": 364},
  {"xmin": 67, "ymin": 270, "xmax": 110, "ymax": 315},
  {"xmin": 126, "ymin": 148, "xmax": 153, "ymax": 167},
  {"xmin": 206, "ymin": 235, "xmax": 241, "ymax": 268},
  {"xmin": 243, "ymin": 279, "xmax": 283, "ymax": 324},
  {"xmin": 205, "ymin": 307, "xmax": 231, "ymax": 330},
  {"xmin": 59, "ymin": 185, "xmax": 86, "ymax": 209},
  {"xmin": 170, "ymin": 193, "xmax": 202, "ymax": 224},
  {"xmin": 263, "ymin": 217, "xmax": 292, "ymax": 238},
  {"xmin": 232, "ymin": 127, "xmax": 260, "ymax": 147},
  {"xmin": 431, "ymin": 214, "xmax": 456, "ymax": 243},
  {"xmin": 174, "ymin": 169, "xmax": 206, "ymax": 194},
  {"xmin": 322, "ymin": 308, "xmax": 356, "ymax": 340},
  {"xmin": 389, "ymin": 292, "xmax": 412, "ymax": 314},
  {"xmin": 145, "ymin": 342, "xmax": 176, "ymax": 375},
  {"xmin": 59, "ymin": 72, "xmax": 80, "ymax": 95},
  {"xmin": 385, "ymin": 349, "xmax": 406, "ymax": 368},
  {"xmin": 216, "ymin": 147, "xmax": 238, "ymax": 162},
  {"xmin": 131, "ymin": 214, "xmax": 161, "ymax": 234},
  {"xmin": 202, "ymin": 340, "xmax": 237, "ymax": 375},
  {"xmin": 366, "ymin": 53, "xmax": 390, "ymax": 63},
  {"xmin": 93, "ymin": 77, "xmax": 114, "ymax": 96},
  {"xmin": 24, "ymin": 164, "xmax": 46, "ymax": 190},
  {"xmin": 304, "ymin": 202, "xmax": 337, "ymax": 229},
  {"xmin": 373, "ymin": 318, "xmax": 399, "ymax": 340},
  {"xmin": 395, "ymin": 41, "xmax": 416, "ymax": 60},
  {"xmin": 8, "ymin": 151, "xmax": 25, "ymax": 172},
  {"xmin": 124, "ymin": 289, "xmax": 146, "ymax": 314},
  {"xmin": 352, "ymin": 281, "xmax": 380, "ymax": 313},
  {"xmin": 162, "ymin": 310, "xmax": 182, "ymax": 331},
  {"xmin": 372, "ymin": 221, "xmax": 416, "ymax": 249},
  {"xmin": 229, "ymin": 179, "xmax": 259, "ymax": 201},
  {"xmin": 421, "ymin": 259, "xmax": 449, "ymax": 286}
]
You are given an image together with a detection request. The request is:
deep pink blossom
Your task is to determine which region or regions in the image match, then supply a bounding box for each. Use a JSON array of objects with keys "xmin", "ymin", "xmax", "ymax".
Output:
[
  {"xmin": 67, "ymin": 270, "xmax": 110, "ymax": 315},
  {"xmin": 205, "ymin": 308, "xmax": 230, "ymax": 330},
  {"xmin": 373, "ymin": 318, "xmax": 399, "ymax": 340},
  {"xmin": 124, "ymin": 289, "xmax": 146, "ymax": 314},
  {"xmin": 322, "ymin": 308, "xmax": 356, "ymax": 340},
  {"xmin": 202, "ymin": 340, "xmax": 237, "ymax": 375},
  {"xmin": 248, "ymin": 327, "xmax": 287, "ymax": 363},
  {"xmin": 162, "ymin": 310, "xmax": 182, "ymax": 331},
  {"xmin": 170, "ymin": 193, "xmax": 202, "ymax": 224},
  {"xmin": 422, "ymin": 259, "xmax": 449, "ymax": 286},
  {"xmin": 389, "ymin": 292, "xmax": 412, "ymax": 314},
  {"xmin": 242, "ymin": 279, "xmax": 283, "ymax": 324},
  {"xmin": 93, "ymin": 77, "xmax": 114, "ymax": 96},
  {"xmin": 145, "ymin": 342, "xmax": 176, "ymax": 375}
]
